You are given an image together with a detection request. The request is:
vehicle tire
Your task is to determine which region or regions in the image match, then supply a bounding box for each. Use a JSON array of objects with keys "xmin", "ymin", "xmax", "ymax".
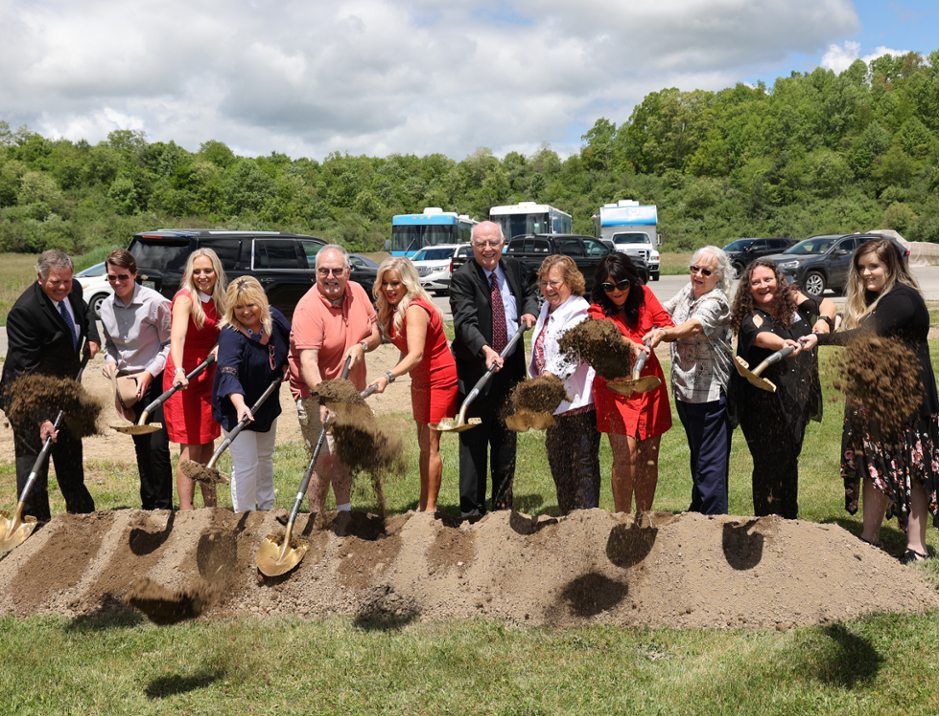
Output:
[
  {"xmin": 732, "ymin": 262, "xmax": 745, "ymax": 279},
  {"xmin": 91, "ymin": 292, "xmax": 108, "ymax": 319},
  {"xmin": 803, "ymin": 271, "xmax": 826, "ymax": 298},
  {"xmin": 651, "ymin": 271, "xmax": 660, "ymax": 282}
]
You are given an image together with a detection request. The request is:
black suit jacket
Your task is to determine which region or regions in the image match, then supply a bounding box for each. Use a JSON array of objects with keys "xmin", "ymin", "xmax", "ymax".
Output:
[
  {"xmin": 0, "ymin": 278, "xmax": 100, "ymax": 413},
  {"xmin": 449, "ymin": 257, "xmax": 539, "ymax": 396}
]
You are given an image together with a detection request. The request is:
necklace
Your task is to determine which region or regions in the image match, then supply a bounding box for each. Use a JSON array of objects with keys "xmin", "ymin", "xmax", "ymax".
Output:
[{"xmin": 246, "ymin": 326, "xmax": 264, "ymax": 341}]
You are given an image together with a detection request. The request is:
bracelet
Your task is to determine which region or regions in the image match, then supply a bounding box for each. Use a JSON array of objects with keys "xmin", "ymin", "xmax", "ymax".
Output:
[
  {"xmin": 384, "ymin": 371, "xmax": 396, "ymax": 384},
  {"xmin": 174, "ymin": 368, "xmax": 186, "ymax": 375}
]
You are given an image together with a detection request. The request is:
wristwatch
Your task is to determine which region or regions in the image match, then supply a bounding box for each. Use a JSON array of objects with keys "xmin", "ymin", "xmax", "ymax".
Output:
[
  {"xmin": 819, "ymin": 315, "xmax": 835, "ymax": 330},
  {"xmin": 360, "ymin": 340, "xmax": 369, "ymax": 353},
  {"xmin": 384, "ymin": 371, "xmax": 396, "ymax": 384}
]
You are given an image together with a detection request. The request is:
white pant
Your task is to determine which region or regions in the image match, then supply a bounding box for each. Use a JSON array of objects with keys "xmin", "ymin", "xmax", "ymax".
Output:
[{"xmin": 225, "ymin": 418, "xmax": 277, "ymax": 513}]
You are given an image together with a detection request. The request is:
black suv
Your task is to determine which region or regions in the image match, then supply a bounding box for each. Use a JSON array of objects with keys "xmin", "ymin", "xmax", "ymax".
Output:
[
  {"xmin": 127, "ymin": 230, "xmax": 373, "ymax": 320},
  {"xmin": 723, "ymin": 237, "xmax": 798, "ymax": 278},
  {"xmin": 767, "ymin": 233, "xmax": 910, "ymax": 298}
]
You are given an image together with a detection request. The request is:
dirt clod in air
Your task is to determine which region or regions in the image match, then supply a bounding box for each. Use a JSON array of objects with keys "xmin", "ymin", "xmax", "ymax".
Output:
[
  {"xmin": 125, "ymin": 576, "xmax": 223, "ymax": 625},
  {"xmin": 313, "ymin": 379, "xmax": 367, "ymax": 409},
  {"xmin": 830, "ymin": 333, "xmax": 923, "ymax": 435},
  {"xmin": 179, "ymin": 459, "xmax": 229, "ymax": 485},
  {"xmin": 332, "ymin": 417, "xmax": 404, "ymax": 516},
  {"xmin": 6, "ymin": 374, "xmax": 103, "ymax": 438},
  {"xmin": 558, "ymin": 319, "xmax": 633, "ymax": 380},
  {"xmin": 508, "ymin": 375, "xmax": 569, "ymax": 414}
]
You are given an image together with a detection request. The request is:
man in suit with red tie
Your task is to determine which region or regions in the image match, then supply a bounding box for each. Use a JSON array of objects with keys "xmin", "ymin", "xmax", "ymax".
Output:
[
  {"xmin": 449, "ymin": 222, "xmax": 539, "ymax": 516},
  {"xmin": 0, "ymin": 250, "xmax": 101, "ymax": 523}
]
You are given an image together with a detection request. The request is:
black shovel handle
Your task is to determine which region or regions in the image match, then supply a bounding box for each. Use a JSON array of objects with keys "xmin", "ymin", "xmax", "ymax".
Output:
[
  {"xmin": 461, "ymin": 326, "xmax": 529, "ymax": 414},
  {"xmin": 207, "ymin": 376, "xmax": 282, "ymax": 468},
  {"xmin": 141, "ymin": 353, "xmax": 217, "ymax": 416}
]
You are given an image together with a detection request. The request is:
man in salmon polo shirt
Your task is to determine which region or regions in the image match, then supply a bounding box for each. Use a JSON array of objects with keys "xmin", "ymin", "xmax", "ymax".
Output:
[{"xmin": 288, "ymin": 244, "xmax": 381, "ymax": 513}]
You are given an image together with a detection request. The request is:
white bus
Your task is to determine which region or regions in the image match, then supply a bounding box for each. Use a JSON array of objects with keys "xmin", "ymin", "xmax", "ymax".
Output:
[{"xmin": 489, "ymin": 202, "xmax": 572, "ymax": 240}]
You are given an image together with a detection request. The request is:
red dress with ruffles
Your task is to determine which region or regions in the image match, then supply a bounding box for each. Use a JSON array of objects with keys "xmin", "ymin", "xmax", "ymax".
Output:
[
  {"xmin": 389, "ymin": 297, "xmax": 458, "ymax": 424},
  {"xmin": 163, "ymin": 289, "xmax": 221, "ymax": 444},
  {"xmin": 588, "ymin": 285, "xmax": 673, "ymax": 438}
]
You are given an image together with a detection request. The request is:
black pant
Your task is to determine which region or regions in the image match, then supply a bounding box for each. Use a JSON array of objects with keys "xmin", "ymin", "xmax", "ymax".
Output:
[
  {"xmin": 458, "ymin": 369, "xmax": 518, "ymax": 516},
  {"xmin": 545, "ymin": 410, "xmax": 601, "ymax": 515},
  {"xmin": 130, "ymin": 371, "xmax": 173, "ymax": 510},
  {"xmin": 13, "ymin": 418, "xmax": 94, "ymax": 523},
  {"xmin": 676, "ymin": 394, "xmax": 732, "ymax": 515},
  {"xmin": 741, "ymin": 411, "xmax": 804, "ymax": 519}
]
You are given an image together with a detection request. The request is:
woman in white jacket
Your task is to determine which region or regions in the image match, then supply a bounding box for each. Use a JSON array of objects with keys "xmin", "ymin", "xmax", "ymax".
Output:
[{"xmin": 528, "ymin": 255, "xmax": 599, "ymax": 514}]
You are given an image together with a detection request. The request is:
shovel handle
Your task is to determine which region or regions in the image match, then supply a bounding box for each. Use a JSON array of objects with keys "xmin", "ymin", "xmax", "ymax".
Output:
[
  {"xmin": 140, "ymin": 353, "xmax": 217, "ymax": 418},
  {"xmin": 360, "ymin": 384, "xmax": 379, "ymax": 399},
  {"xmin": 18, "ymin": 351, "xmax": 91, "ymax": 506},
  {"xmin": 288, "ymin": 417, "xmax": 332, "ymax": 524},
  {"xmin": 206, "ymin": 377, "xmax": 282, "ymax": 469},
  {"xmin": 631, "ymin": 334, "xmax": 654, "ymax": 380},
  {"xmin": 752, "ymin": 343, "xmax": 797, "ymax": 376},
  {"xmin": 462, "ymin": 325, "xmax": 529, "ymax": 412}
]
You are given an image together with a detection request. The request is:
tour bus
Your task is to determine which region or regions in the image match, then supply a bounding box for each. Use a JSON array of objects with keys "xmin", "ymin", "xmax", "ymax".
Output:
[
  {"xmin": 389, "ymin": 208, "xmax": 477, "ymax": 257},
  {"xmin": 489, "ymin": 202, "xmax": 572, "ymax": 240}
]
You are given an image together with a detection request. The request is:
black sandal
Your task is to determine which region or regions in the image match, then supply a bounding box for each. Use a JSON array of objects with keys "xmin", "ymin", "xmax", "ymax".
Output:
[{"xmin": 899, "ymin": 548, "xmax": 928, "ymax": 565}]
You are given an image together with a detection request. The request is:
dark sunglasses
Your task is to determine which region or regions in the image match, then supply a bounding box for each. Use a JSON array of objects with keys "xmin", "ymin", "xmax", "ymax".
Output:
[
  {"xmin": 690, "ymin": 265, "xmax": 713, "ymax": 277},
  {"xmin": 601, "ymin": 278, "xmax": 630, "ymax": 293},
  {"xmin": 106, "ymin": 273, "xmax": 133, "ymax": 282}
]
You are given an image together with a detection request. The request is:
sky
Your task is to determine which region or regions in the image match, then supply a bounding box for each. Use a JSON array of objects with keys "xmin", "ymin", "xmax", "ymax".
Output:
[{"xmin": 0, "ymin": 0, "xmax": 936, "ymax": 163}]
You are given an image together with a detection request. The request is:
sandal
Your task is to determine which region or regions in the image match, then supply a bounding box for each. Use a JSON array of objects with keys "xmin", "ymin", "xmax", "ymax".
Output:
[{"xmin": 899, "ymin": 548, "xmax": 928, "ymax": 565}]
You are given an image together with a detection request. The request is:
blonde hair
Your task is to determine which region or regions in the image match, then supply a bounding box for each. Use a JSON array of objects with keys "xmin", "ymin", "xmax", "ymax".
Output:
[
  {"xmin": 843, "ymin": 239, "xmax": 921, "ymax": 329},
  {"xmin": 373, "ymin": 257, "xmax": 438, "ymax": 335},
  {"xmin": 537, "ymin": 254, "xmax": 585, "ymax": 296},
  {"xmin": 218, "ymin": 276, "xmax": 272, "ymax": 335},
  {"xmin": 182, "ymin": 248, "xmax": 228, "ymax": 329}
]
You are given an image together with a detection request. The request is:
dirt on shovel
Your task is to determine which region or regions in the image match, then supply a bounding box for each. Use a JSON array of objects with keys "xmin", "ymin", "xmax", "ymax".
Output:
[
  {"xmin": 558, "ymin": 319, "xmax": 633, "ymax": 380},
  {"xmin": 4, "ymin": 373, "xmax": 103, "ymax": 437},
  {"xmin": 178, "ymin": 460, "xmax": 229, "ymax": 485},
  {"xmin": 507, "ymin": 375, "xmax": 569, "ymax": 414}
]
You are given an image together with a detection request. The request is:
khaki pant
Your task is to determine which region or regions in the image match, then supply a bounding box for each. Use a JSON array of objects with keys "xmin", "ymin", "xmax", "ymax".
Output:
[{"xmin": 296, "ymin": 397, "xmax": 336, "ymax": 455}]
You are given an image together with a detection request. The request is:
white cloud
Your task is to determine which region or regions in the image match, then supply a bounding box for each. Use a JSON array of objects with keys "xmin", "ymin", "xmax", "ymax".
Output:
[
  {"xmin": 0, "ymin": 0, "xmax": 864, "ymax": 161},
  {"xmin": 821, "ymin": 40, "xmax": 912, "ymax": 74}
]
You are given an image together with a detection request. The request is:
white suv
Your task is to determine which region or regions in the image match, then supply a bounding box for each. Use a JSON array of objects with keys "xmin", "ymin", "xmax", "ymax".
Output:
[{"xmin": 411, "ymin": 244, "xmax": 470, "ymax": 295}]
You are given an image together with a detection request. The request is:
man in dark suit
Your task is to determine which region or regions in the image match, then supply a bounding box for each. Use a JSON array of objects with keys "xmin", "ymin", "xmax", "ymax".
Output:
[
  {"xmin": 449, "ymin": 221, "xmax": 538, "ymax": 516},
  {"xmin": 0, "ymin": 250, "xmax": 101, "ymax": 523}
]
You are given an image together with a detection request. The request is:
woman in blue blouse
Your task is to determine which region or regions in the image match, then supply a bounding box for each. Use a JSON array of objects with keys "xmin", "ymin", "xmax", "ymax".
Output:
[{"xmin": 212, "ymin": 277, "xmax": 290, "ymax": 513}]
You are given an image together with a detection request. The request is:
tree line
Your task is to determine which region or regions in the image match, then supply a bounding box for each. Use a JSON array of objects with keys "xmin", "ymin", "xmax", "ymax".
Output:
[{"xmin": 2, "ymin": 49, "xmax": 939, "ymax": 256}]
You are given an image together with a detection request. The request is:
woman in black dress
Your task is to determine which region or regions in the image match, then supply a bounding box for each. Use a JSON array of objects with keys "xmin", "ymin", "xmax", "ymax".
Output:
[
  {"xmin": 731, "ymin": 259, "xmax": 837, "ymax": 518},
  {"xmin": 801, "ymin": 239, "xmax": 938, "ymax": 563}
]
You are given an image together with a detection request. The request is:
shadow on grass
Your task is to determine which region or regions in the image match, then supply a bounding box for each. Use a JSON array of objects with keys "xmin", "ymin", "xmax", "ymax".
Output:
[
  {"xmin": 144, "ymin": 668, "xmax": 225, "ymax": 699},
  {"xmin": 813, "ymin": 623, "xmax": 883, "ymax": 687}
]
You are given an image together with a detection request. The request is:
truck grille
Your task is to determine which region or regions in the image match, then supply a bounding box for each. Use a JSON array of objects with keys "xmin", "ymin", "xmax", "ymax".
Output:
[{"xmin": 417, "ymin": 266, "xmax": 432, "ymax": 277}]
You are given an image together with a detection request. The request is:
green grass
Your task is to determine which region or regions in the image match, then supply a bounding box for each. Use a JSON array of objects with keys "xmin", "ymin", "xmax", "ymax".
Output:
[{"xmin": 2, "ymin": 254, "xmax": 939, "ymax": 715}]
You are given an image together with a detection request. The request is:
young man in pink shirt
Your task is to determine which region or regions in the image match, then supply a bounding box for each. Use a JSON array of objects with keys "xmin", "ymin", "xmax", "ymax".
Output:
[{"xmin": 288, "ymin": 244, "xmax": 381, "ymax": 512}]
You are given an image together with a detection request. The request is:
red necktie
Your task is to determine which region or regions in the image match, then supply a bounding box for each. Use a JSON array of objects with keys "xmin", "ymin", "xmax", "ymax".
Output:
[{"xmin": 490, "ymin": 272, "xmax": 507, "ymax": 354}]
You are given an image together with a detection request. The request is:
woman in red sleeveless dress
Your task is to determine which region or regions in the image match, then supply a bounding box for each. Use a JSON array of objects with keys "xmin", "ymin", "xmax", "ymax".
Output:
[
  {"xmin": 163, "ymin": 248, "xmax": 228, "ymax": 510},
  {"xmin": 368, "ymin": 257, "xmax": 457, "ymax": 512}
]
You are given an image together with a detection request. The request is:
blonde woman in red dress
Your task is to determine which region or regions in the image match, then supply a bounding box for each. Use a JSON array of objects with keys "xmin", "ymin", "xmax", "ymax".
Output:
[
  {"xmin": 163, "ymin": 248, "xmax": 228, "ymax": 510},
  {"xmin": 367, "ymin": 257, "xmax": 457, "ymax": 513}
]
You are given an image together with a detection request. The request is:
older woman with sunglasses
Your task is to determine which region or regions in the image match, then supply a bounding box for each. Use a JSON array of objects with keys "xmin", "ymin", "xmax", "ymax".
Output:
[
  {"xmin": 644, "ymin": 246, "xmax": 735, "ymax": 515},
  {"xmin": 589, "ymin": 253, "xmax": 673, "ymax": 513},
  {"xmin": 212, "ymin": 277, "xmax": 290, "ymax": 513}
]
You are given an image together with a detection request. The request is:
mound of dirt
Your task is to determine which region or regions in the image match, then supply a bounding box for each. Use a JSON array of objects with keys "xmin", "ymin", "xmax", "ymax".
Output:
[
  {"xmin": 5, "ymin": 374, "xmax": 103, "ymax": 438},
  {"xmin": 830, "ymin": 333, "xmax": 923, "ymax": 434},
  {"xmin": 558, "ymin": 319, "xmax": 633, "ymax": 380},
  {"xmin": 1, "ymin": 508, "xmax": 936, "ymax": 630}
]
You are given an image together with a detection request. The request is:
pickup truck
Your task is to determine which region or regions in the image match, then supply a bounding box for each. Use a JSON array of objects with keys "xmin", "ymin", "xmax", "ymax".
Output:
[{"xmin": 450, "ymin": 233, "xmax": 648, "ymax": 298}]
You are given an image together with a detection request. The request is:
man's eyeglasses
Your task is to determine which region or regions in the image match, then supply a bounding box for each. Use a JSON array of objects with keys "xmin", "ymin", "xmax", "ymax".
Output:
[
  {"xmin": 690, "ymin": 265, "xmax": 713, "ymax": 277},
  {"xmin": 472, "ymin": 241, "xmax": 502, "ymax": 249},
  {"xmin": 106, "ymin": 273, "xmax": 132, "ymax": 283},
  {"xmin": 316, "ymin": 267, "xmax": 346, "ymax": 277},
  {"xmin": 601, "ymin": 278, "xmax": 630, "ymax": 293}
]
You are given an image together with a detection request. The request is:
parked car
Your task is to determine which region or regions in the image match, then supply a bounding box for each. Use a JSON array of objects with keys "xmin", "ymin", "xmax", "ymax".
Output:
[
  {"xmin": 410, "ymin": 243, "xmax": 469, "ymax": 295},
  {"xmin": 447, "ymin": 243, "xmax": 481, "ymax": 276},
  {"xmin": 76, "ymin": 261, "xmax": 113, "ymax": 319},
  {"xmin": 766, "ymin": 233, "xmax": 910, "ymax": 298},
  {"xmin": 127, "ymin": 229, "xmax": 328, "ymax": 320},
  {"xmin": 722, "ymin": 237, "xmax": 799, "ymax": 278},
  {"xmin": 348, "ymin": 253, "xmax": 379, "ymax": 302}
]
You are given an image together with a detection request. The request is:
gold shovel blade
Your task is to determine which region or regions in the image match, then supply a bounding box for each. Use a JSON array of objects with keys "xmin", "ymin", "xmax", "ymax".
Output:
[
  {"xmin": 256, "ymin": 532, "xmax": 311, "ymax": 577},
  {"xmin": 111, "ymin": 422, "xmax": 163, "ymax": 435},
  {"xmin": 431, "ymin": 416, "xmax": 482, "ymax": 432},
  {"xmin": 606, "ymin": 376, "xmax": 662, "ymax": 396},
  {"xmin": 734, "ymin": 356, "xmax": 777, "ymax": 392},
  {"xmin": 0, "ymin": 509, "xmax": 37, "ymax": 555},
  {"xmin": 504, "ymin": 409, "xmax": 556, "ymax": 433}
]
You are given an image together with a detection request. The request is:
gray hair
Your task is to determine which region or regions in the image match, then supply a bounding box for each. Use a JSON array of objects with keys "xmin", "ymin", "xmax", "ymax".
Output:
[
  {"xmin": 36, "ymin": 250, "xmax": 74, "ymax": 278},
  {"xmin": 691, "ymin": 245, "xmax": 734, "ymax": 296},
  {"xmin": 316, "ymin": 244, "xmax": 349, "ymax": 268}
]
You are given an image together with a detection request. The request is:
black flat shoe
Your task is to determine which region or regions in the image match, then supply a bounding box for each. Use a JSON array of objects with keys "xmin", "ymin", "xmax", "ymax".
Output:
[{"xmin": 899, "ymin": 548, "xmax": 928, "ymax": 565}]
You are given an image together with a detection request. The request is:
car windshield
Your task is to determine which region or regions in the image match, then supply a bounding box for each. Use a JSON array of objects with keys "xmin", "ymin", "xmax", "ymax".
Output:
[
  {"xmin": 414, "ymin": 248, "xmax": 455, "ymax": 261},
  {"xmin": 724, "ymin": 240, "xmax": 753, "ymax": 251},
  {"xmin": 783, "ymin": 237, "xmax": 838, "ymax": 255},
  {"xmin": 130, "ymin": 240, "xmax": 190, "ymax": 270},
  {"xmin": 77, "ymin": 262, "xmax": 106, "ymax": 277},
  {"xmin": 613, "ymin": 232, "xmax": 651, "ymax": 246}
]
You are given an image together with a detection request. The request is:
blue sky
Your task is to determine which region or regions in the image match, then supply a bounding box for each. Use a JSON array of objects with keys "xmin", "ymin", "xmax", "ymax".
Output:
[{"xmin": 0, "ymin": 1, "xmax": 936, "ymax": 162}]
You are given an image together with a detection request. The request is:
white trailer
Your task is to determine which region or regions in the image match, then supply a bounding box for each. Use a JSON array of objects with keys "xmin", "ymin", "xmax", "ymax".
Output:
[{"xmin": 592, "ymin": 200, "xmax": 661, "ymax": 280}]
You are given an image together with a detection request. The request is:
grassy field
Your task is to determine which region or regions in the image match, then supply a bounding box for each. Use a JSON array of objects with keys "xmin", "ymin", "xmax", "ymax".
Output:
[
  {"xmin": 2, "ymin": 342, "xmax": 939, "ymax": 714},
  {"xmin": 2, "ymin": 249, "xmax": 939, "ymax": 714}
]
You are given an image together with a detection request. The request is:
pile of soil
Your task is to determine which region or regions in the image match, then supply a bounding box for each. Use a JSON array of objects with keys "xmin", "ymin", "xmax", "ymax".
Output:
[
  {"xmin": 558, "ymin": 319, "xmax": 633, "ymax": 380},
  {"xmin": 830, "ymin": 333, "xmax": 923, "ymax": 434},
  {"xmin": 4, "ymin": 374, "xmax": 103, "ymax": 438},
  {"xmin": 1, "ymin": 508, "xmax": 937, "ymax": 630}
]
